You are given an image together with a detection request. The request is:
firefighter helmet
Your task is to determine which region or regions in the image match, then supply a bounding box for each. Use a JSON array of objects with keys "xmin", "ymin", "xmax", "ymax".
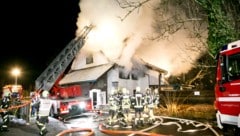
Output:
[
  {"xmin": 122, "ymin": 88, "xmax": 127, "ymax": 94},
  {"xmin": 154, "ymin": 88, "xmax": 158, "ymax": 94},
  {"xmin": 2, "ymin": 91, "xmax": 11, "ymax": 97},
  {"xmin": 136, "ymin": 86, "xmax": 141, "ymax": 92},
  {"xmin": 146, "ymin": 87, "xmax": 151, "ymax": 94},
  {"xmin": 111, "ymin": 88, "xmax": 117, "ymax": 95},
  {"xmin": 42, "ymin": 90, "xmax": 49, "ymax": 98}
]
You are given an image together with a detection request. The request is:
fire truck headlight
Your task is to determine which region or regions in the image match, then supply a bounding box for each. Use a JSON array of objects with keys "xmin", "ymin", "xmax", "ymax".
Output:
[{"xmin": 79, "ymin": 102, "xmax": 86, "ymax": 109}]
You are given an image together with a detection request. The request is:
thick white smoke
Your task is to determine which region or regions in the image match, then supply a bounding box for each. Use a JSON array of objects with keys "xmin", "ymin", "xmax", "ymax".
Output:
[{"xmin": 73, "ymin": 0, "xmax": 207, "ymax": 76}]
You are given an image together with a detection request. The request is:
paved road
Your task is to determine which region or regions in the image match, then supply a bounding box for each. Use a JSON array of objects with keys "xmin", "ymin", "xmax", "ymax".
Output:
[
  {"xmin": 142, "ymin": 116, "xmax": 222, "ymax": 136},
  {"xmin": 0, "ymin": 116, "xmax": 68, "ymax": 136},
  {"xmin": 0, "ymin": 112, "xmax": 224, "ymax": 136},
  {"xmin": 63, "ymin": 113, "xmax": 109, "ymax": 136}
]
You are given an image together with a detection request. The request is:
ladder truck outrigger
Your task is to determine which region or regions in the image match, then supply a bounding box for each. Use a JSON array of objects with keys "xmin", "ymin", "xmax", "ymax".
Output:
[
  {"xmin": 215, "ymin": 40, "xmax": 240, "ymax": 134},
  {"xmin": 35, "ymin": 25, "xmax": 93, "ymax": 118}
]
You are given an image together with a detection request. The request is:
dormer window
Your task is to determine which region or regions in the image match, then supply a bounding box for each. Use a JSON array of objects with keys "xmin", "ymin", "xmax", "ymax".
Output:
[{"xmin": 86, "ymin": 54, "xmax": 93, "ymax": 64}]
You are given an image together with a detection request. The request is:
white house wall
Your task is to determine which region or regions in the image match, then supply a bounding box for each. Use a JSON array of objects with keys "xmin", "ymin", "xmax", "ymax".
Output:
[
  {"xmin": 71, "ymin": 50, "xmax": 109, "ymax": 70},
  {"xmin": 107, "ymin": 68, "xmax": 150, "ymax": 96},
  {"xmin": 107, "ymin": 68, "xmax": 118, "ymax": 96},
  {"xmin": 137, "ymin": 76, "xmax": 149, "ymax": 93},
  {"xmin": 68, "ymin": 49, "xmax": 164, "ymax": 99},
  {"xmin": 146, "ymin": 70, "xmax": 160, "ymax": 85}
]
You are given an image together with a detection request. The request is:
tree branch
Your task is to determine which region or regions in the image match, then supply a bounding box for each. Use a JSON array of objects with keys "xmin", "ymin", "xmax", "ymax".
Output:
[{"xmin": 115, "ymin": 0, "xmax": 152, "ymax": 21}]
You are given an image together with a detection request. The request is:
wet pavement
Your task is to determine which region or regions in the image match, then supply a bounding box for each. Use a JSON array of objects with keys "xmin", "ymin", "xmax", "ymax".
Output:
[
  {"xmin": 0, "ymin": 116, "xmax": 68, "ymax": 136},
  {"xmin": 63, "ymin": 113, "xmax": 224, "ymax": 136},
  {"xmin": 0, "ymin": 111, "xmax": 225, "ymax": 136}
]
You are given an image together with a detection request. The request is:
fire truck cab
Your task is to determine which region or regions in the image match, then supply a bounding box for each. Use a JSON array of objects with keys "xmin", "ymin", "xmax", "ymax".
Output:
[{"xmin": 215, "ymin": 40, "xmax": 240, "ymax": 132}]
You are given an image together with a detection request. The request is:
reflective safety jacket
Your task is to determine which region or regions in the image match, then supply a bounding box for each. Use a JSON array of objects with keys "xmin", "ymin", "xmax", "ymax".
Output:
[
  {"xmin": 38, "ymin": 98, "xmax": 52, "ymax": 116},
  {"xmin": 0, "ymin": 96, "xmax": 11, "ymax": 109},
  {"xmin": 122, "ymin": 95, "xmax": 131, "ymax": 109},
  {"xmin": 108, "ymin": 96, "xmax": 118, "ymax": 111},
  {"xmin": 134, "ymin": 93, "xmax": 144, "ymax": 109}
]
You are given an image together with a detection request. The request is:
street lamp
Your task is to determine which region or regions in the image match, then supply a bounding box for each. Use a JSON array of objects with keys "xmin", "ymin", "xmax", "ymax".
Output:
[{"xmin": 11, "ymin": 68, "xmax": 21, "ymax": 85}]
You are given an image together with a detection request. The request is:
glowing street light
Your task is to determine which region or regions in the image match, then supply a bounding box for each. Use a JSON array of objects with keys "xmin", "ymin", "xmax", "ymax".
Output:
[{"xmin": 11, "ymin": 68, "xmax": 21, "ymax": 85}]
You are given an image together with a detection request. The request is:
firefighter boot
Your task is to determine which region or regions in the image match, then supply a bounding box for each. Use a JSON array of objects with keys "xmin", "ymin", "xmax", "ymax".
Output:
[
  {"xmin": 140, "ymin": 117, "xmax": 144, "ymax": 126},
  {"xmin": 39, "ymin": 128, "xmax": 48, "ymax": 136},
  {"xmin": 1, "ymin": 125, "xmax": 9, "ymax": 132},
  {"xmin": 107, "ymin": 117, "xmax": 113, "ymax": 126},
  {"xmin": 134, "ymin": 118, "xmax": 139, "ymax": 126},
  {"xmin": 119, "ymin": 118, "xmax": 127, "ymax": 127}
]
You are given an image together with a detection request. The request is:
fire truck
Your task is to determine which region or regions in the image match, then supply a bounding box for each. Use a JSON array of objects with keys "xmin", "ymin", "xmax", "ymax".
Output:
[
  {"xmin": 35, "ymin": 25, "xmax": 93, "ymax": 118},
  {"xmin": 1, "ymin": 84, "xmax": 23, "ymax": 107},
  {"xmin": 2, "ymin": 84, "xmax": 23, "ymax": 98},
  {"xmin": 215, "ymin": 40, "xmax": 240, "ymax": 132}
]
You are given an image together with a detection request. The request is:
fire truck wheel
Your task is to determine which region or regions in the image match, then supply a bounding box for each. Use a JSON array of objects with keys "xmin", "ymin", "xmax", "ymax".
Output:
[
  {"xmin": 222, "ymin": 124, "xmax": 239, "ymax": 136},
  {"xmin": 234, "ymin": 127, "xmax": 240, "ymax": 136}
]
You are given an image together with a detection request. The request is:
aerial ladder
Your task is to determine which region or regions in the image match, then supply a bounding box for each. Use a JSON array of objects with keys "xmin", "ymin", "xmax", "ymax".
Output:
[
  {"xmin": 35, "ymin": 25, "xmax": 93, "ymax": 92},
  {"xmin": 34, "ymin": 25, "xmax": 94, "ymax": 117}
]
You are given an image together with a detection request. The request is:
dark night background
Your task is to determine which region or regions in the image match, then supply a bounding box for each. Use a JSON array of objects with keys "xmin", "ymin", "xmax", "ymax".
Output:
[{"xmin": 0, "ymin": 0, "xmax": 80, "ymax": 90}]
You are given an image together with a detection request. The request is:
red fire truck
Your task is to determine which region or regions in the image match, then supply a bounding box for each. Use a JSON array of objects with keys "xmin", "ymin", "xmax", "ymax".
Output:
[
  {"xmin": 215, "ymin": 40, "xmax": 240, "ymax": 132},
  {"xmin": 2, "ymin": 84, "xmax": 23, "ymax": 98},
  {"xmin": 35, "ymin": 25, "xmax": 93, "ymax": 118}
]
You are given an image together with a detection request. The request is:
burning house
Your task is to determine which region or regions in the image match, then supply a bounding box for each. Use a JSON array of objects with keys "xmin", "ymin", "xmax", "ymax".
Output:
[{"xmin": 59, "ymin": 50, "xmax": 167, "ymax": 108}]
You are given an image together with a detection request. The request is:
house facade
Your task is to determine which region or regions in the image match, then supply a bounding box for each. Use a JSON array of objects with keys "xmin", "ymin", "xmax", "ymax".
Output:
[{"xmin": 59, "ymin": 50, "xmax": 166, "ymax": 108}]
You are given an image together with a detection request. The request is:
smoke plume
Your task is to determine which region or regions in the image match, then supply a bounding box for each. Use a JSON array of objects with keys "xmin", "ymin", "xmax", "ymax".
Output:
[{"xmin": 73, "ymin": 0, "xmax": 207, "ymax": 77}]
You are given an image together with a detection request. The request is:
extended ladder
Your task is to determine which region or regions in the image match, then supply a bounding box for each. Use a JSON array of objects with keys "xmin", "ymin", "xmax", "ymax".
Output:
[{"xmin": 35, "ymin": 25, "xmax": 93, "ymax": 91}]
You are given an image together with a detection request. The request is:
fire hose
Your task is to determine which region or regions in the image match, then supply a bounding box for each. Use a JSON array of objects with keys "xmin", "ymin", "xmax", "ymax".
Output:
[
  {"xmin": 0, "ymin": 100, "xmax": 31, "ymax": 113},
  {"xmin": 56, "ymin": 123, "xmax": 167, "ymax": 136},
  {"xmin": 56, "ymin": 127, "xmax": 94, "ymax": 136},
  {"xmin": 98, "ymin": 124, "xmax": 167, "ymax": 136}
]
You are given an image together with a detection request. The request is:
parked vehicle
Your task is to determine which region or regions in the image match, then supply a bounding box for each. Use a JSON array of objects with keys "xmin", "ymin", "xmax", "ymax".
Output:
[
  {"xmin": 214, "ymin": 40, "xmax": 240, "ymax": 133},
  {"xmin": 2, "ymin": 84, "xmax": 23, "ymax": 101}
]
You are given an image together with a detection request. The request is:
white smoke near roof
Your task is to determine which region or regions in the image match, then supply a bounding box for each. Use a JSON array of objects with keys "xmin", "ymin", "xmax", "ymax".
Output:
[
  {"xmin": 136, "ymin": 31, "xmax": 205, "ymax": 76},
  {"xmin": 73, "ymin": 0, "xmax": 207, "ymax": 76}
]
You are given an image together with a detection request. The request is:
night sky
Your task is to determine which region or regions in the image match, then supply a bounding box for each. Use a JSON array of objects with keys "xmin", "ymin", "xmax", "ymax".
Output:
[{"xmin": 0, "ymin": 0, "xmax": 80, "ymax": 89}]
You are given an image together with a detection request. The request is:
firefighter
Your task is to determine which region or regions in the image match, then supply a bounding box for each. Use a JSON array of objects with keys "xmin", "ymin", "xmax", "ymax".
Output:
[
  {"xmin": 133, "ymin": 86, "xmax": 144, "ymax": 126},
  {"xmin": 144, "ymin": 88, "xmax": 156, "ymax": 124},
  {"xmin": 35, "ymin": 91, "xmax": 41, "ymax": 116},
  {"xmin": 107, "ymin": 89, "xmax": 118, "ymax": 126},
  {"xmin": 0, "ymin": 93, "xmax": 11, "ymax": 132},
  {"xmin": 153, "ymin": 88, "xmax": 160, "ymax": 108},
  {"xmin": 121, "ymin": 88, "xmax": 131, "ymax": 127},
  {"xmin": 31, "ymin": 92, "xmax": 40, "ymax": 117},
  {"xmin": 15, "ymin": 93, "xmax": 22, "ymax": 118},
  {"xmin": 36, "ymin": 90, "xmax": 52, "ymax": 136},
  {"xmin": 30, "ymin": 93, "xmax": 36, "ymax": 117}
]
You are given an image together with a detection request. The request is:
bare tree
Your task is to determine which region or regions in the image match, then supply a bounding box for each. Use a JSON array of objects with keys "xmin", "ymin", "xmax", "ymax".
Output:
[{"xmin": 115, "ymin": 0, "xmax": 152, "ymax": 21}]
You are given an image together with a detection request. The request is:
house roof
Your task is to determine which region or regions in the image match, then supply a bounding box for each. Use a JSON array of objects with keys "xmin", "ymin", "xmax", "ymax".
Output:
[
  {"xmin": 139, "ymin": 58, "xmax": 168, "ymax": 74},
  {"xmin": 59, "ymin": 63, "xmax": 114, "ymax": 85},
  {"xmin": 144, "ymin": 62, "xmax": 168, "ymax": 74}
]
